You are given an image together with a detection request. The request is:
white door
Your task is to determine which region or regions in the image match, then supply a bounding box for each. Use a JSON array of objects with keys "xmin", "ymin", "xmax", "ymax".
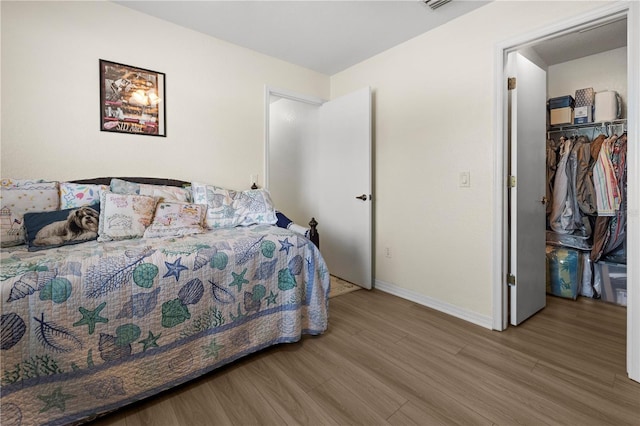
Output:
[
  {"xmin": 266, "ymin": 86, "xmax": 372, "ymax": 289},
  {"xmin": 508, "ymin": 53, "xmax": 547, "ymax": 325},
  {"xmin": 318, "ymin": 87, "xmax": 372, "ymax": 289}
]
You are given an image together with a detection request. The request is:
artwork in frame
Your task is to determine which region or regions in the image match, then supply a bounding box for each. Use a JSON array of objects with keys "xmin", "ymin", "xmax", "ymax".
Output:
[{"xmin": 99, "ymin": 59, "xmax": 166, "ymax": 136}]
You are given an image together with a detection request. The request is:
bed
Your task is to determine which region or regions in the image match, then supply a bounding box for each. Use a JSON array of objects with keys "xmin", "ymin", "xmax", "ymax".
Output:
[{"xmin": 0, "ymin": 178, "xmax": 329, "ymax": 426}]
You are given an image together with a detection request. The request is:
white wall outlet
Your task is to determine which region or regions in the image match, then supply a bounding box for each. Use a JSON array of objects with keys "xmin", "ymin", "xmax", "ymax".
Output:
[
  {"xmin": 459, "ymin": 171, "xmax": 471, "ymax": 188},
  {"xmin": 385, "ymin": 247, "xmax": 392, "ymax": 258}
]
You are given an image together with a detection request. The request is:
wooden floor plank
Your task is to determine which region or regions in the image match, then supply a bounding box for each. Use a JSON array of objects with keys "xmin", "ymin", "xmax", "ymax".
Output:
[{"xmin": 88, "ymin": 290, "xmax": 640, "ymax": 426}]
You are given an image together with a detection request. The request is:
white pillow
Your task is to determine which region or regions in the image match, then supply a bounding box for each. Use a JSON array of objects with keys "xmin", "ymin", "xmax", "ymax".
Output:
[
  {"xmin": 0, "ymin": 179, "xmax": 59, "ymax": 247},
  {"xmin": 110, "ymin": 178, "xmax": 191, "ymax": 203},
  {"xmin": 143, "ymin": 201, "xmax": 207, "ymax": 238},
  {"xmin": 59, "ymin": 182, "xmax": 108, "ymax": 209},
  {"xmin": 97, "ymin": 191, "xmax": 158, "ymax": 242},
  {"xmin": 191, "ymin": 182, "xmax": 277, "ymax": 229}
]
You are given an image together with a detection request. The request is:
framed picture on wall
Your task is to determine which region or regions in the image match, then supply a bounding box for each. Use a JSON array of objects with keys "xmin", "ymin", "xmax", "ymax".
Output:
[{"xmin": 99, "ymin": 59, "xmax": 166, "ymax": 137}]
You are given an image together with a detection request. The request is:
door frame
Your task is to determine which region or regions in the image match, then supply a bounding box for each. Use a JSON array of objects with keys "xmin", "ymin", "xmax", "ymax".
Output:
[
  {"xmin": 263, "ymin": 85, "xmax": 325, "ymax": 191},
  {"xmin": 492, "ymin": 1, "xmax": 640, "ymax": 382}
]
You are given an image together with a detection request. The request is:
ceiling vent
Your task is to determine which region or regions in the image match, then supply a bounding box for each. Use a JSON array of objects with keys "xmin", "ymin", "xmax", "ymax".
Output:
[{"xmin": 423, "ymin": 0, "xmax": 452, "ymax": 10}]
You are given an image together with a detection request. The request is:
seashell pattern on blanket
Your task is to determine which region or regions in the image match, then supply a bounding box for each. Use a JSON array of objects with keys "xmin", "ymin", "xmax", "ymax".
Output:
[{"xmin": 0, "ymin": 225, "xmax": 330, "ymax": 426}]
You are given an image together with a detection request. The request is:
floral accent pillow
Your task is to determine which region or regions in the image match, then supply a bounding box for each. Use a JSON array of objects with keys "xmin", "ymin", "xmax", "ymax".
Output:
[
  {"xmin": 191, "ymin": 182, "xmax": 277, "ymax": 229},
  {"xmin": 0, "ymin": 179, "xmax": 59, "ymax": 247},
  {"xmin": 97, "ymin": 191, "xmax": 158, "ymax": 242},
  {"xmin": 59, "ymin": 182, "xmax": 108, "ymax": 209},
  {"xmin": 110, "ymin": 178, "xmax": 191, "ymax": 203},
  {"xmin": 143, "ymin": 202, "xmax": 207, "ymax": 238}
]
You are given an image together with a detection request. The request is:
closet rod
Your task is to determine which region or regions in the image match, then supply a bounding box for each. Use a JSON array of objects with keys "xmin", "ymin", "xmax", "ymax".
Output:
[{"xmin": 547, "ymin": 118, "xmax": 627, "ymax": 134}]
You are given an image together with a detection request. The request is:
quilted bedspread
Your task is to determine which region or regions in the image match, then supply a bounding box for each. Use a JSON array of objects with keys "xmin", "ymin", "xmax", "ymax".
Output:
[{"xmin": 0, "ymin": 225, "xmax": 330, "ymax": 426}]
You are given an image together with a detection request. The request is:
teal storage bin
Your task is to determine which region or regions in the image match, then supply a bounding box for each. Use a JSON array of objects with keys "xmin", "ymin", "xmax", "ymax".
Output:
[{"xmin": 546, "ymin": 245, "xmax": 582, "ymax": 300}]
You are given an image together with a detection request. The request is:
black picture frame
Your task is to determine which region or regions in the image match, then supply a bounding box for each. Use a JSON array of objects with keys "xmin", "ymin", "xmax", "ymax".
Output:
[{"xmin": 99, "ymin": 59, "xmax": 166, "ymax": 137}]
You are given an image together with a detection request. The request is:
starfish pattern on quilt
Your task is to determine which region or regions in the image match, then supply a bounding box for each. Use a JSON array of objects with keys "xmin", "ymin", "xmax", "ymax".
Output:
[
  {"xmin": 73, "ymin": 301, "xmax": 108, "ymax": 335},
  {"xmin": 229, "ymin": 268, "xmax": 249, "ymax": 291},
  {"xmin": 138, "ymin": 330, "xmax": 162, "ymax": 352},
  {"xmin": 38, "ymin": 387, "xmax": 75, "ymax": 413},
  {"xmin": 266, "ymin": 290, "xmax": 278, "ymax": 306},
  {"xmin": 202, "ymin": 338, "xmax": 224, "ymax": 359},
  {"xmin": 279, "ymin": 238, "xmax": 293, "ymax": 255},
  {"xmin": 163, "ymin": 257, "xmax": 188, "ymax": 281}
]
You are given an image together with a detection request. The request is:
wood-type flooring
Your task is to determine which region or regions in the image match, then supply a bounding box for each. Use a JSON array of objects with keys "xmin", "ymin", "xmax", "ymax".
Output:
[{"xmin": 90, "ymin": 289, "xmax": 639, "ymax": 425}]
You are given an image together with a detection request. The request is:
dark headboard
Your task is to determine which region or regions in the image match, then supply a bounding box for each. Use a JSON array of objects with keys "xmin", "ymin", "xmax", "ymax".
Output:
[{"xmin": 70, "ymin": 177, "xmax": 190, "ymax": 187}]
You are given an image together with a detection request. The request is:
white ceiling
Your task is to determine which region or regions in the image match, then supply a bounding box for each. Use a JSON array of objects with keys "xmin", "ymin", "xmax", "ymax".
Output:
[
  {"xmin": 114, "ymin": 0, "xmax": 491, "ymax": 75},
  {"xmin": 114, "ymin": 1, "xmax": 627, "ymax": 74}
]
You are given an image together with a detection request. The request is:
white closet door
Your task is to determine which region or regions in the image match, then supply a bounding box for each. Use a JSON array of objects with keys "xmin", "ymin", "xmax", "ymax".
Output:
[{"xmin": 508, "ymin": 52, "xmax": 547, "ymax": 325}]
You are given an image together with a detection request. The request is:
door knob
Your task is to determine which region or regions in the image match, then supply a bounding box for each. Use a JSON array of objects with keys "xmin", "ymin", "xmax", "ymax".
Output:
[{"xmin": 355, "ymin": 194, "xmax": 368, "ymax": 201}]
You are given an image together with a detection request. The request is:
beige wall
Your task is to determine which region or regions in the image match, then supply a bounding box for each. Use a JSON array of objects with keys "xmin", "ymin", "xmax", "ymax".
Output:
[
  {"xmin": 330, "ymin": 0, "xmax": 608, "ymax": 320},
  {"xmin": 548, "ymin": 47, "xmax": 628, "ymax": 115},
  {"xmin": 0, "ymin": 1, "xmax": 329, "ymax": 190}
]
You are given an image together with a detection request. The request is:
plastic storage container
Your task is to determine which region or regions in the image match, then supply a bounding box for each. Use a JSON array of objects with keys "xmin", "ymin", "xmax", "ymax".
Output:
[
  {"xmin": 593, "ymin": 261, "xmax": 627, "ymax": 306},
  {"xmin": 546, "ymin": 245, "xmax": 582, "ymax": 300}
]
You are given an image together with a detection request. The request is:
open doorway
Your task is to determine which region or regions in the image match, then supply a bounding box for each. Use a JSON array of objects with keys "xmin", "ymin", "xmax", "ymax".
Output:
[
  {"xmin": 493, "ymin": 2, "xmax": 639, "ymax": 382},
  {"xmin": 264, "ymin": 86, "xmax": 374, "ymax": 289}
]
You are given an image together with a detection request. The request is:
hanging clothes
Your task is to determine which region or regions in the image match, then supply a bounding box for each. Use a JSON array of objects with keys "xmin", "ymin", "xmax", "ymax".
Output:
[
  {"xmin": 546, "ymin": 138, "xmax": 561, "ymax": 216},
  {"xmin": 603, "ymin": 133, "xmax": 627, "ymax": 255},
  {"xmin": 549, "ymin": 137, "xmax": 574, "ymax": 234},
  {"xmin": 592, "ymin": 134, "xmax": 620, "ymax": 216},
  {"xmin": 591, "ymin": 133, "xmax": 627, "ymax": 262},
  {"xmin": 574, "ymin": 136, "xmax": 597, "ymax": 216},
  {"xmin": 566, "ymin": 135, "xmax": 591, "ymax": 236}
]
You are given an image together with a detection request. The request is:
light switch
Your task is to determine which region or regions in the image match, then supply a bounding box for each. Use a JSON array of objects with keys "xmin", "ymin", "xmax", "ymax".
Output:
[{"xmin": 459, "ymin": 171, "xmax": 470, "ymax": 188}]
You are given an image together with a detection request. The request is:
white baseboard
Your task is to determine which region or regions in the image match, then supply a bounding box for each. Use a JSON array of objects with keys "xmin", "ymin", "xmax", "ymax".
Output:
[{"xmin": 374, "ymin": 279, "xmax": 493, "ymax": 330}]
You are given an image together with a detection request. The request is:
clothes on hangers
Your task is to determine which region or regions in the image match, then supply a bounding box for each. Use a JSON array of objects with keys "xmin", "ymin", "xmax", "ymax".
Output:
[
  {"xmin": 591, "ymin": 133, "xmax": 627, "ymax": 262},
  {"xmin": 593, "ymin": 134, "xmax": 620, "ymax": 216},
  {"xmin": 575, "ymin": 136, "xmax": 597, "ymax": 215},
  {"xmin": 549, "ymin": 136, "xmax": 575, "ymax": 234},
  {"xmin": 546, "ymin": 138, "xmax": 561, "ymax": 216}
]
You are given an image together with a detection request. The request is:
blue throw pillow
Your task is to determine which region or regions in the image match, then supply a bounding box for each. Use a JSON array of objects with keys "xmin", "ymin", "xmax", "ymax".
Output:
[
  {"xmin": 275, "ymin": 211, "xmax": 293, "ymax": 229},
  {"xmin": 24, "ymin": 204, "xmax": 100, "ymax": 251}
]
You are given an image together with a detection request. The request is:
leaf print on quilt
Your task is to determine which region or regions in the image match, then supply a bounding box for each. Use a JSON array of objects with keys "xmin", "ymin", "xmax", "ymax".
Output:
[
  {"xmin": 34, "ymin": 313, "xmax": 82, "ymax": 353},
  {"xmin": 7, "ymin": 270, "xmax": 58, "ymax": 302},
  {"xmin": 161, "ymin": 298, "xmax": 191, "ymax": 328},
  {"xmin": 84, "ymin": 247, "xmax": 155, "ymax": 298},
  {"xmin": 253, "ymin": 259, "xmax": 277, "ymax": 280},
  {"xmin": 1, "ymin": 313, "xmax": 26, "ymax": 350},
  {"xmin": 178, "ymin": 279, "xmax": 204, "ymax": 305},
  {"xmin": 209, "ymin": 279, "xmax": 235, "ymax": 304},
  {"xmin": 232, "ymin": 236, "xmax": 265, "ymax": 265},
  {"xmin": 261, "ymin": 240, "xmax": 276, "ymax": 258},
  {"xmin": 116, "ymin": 287, "xmax": 161, "ymax": 319},
  {"xmin": 278, "ymin": 268, "xmax": 297, "ymax": 291}
]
